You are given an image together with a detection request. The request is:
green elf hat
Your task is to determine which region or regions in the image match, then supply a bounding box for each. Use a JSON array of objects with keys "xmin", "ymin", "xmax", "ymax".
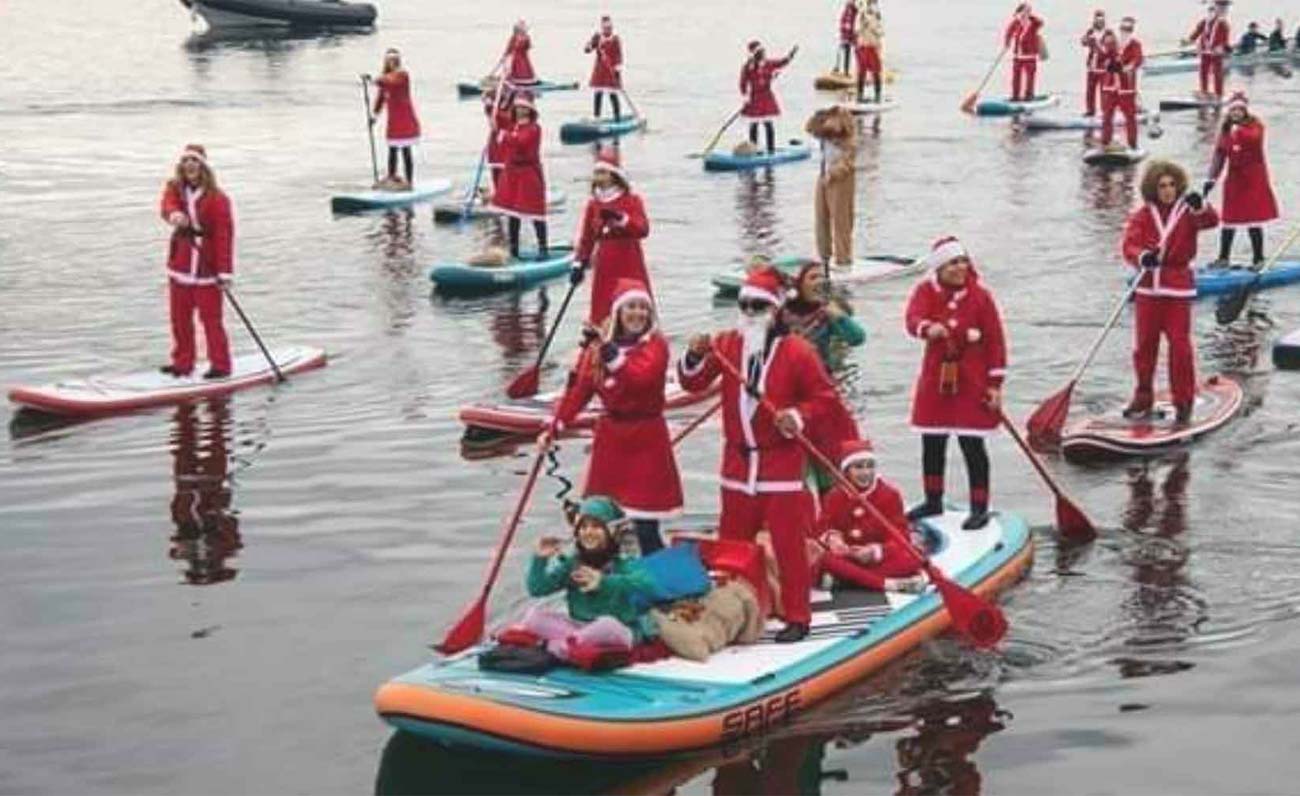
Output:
[{"xmin": 575, "ymin": 495, "xmax": 627, "ymax": 531}]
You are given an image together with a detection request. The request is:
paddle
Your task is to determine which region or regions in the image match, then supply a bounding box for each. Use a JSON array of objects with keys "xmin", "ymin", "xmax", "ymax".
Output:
[
  {"xmin": 1215, "ymin": 221, "xmax": 1300, "ymax": 325},
  {"xmin": 960, "ymin": 46, "xmax": 1009, "ymax": 114},
  {"xmin": 358, "ymin": 75, "xmax": 380, "ymax": 184},
  {"xmin": 708, "ymin": 344, "xmax": 1008, "ymax": 649},
  {"xmin": 999, "ymin": 410, "xmax": 1096, "ymax": 541},
  {"xmin": 461, "ymin": 56, "xmax": 509, "ymax": 218},
  {"xmin": 219, "ymin": 281, "xmax": 285, "ymax": 383},
  {"xmin": 670, "ymin": 399, "xmax": 722, "ymax": 447},
  {"xmin": 505, "ymin": 276, "xmax": 581, "ymax": 399},
  {"xmin": 434, "ymin": 437, "xmax": 549, "ymax": 654},
  {"xmin": 1027, "ymin": 278, "xmax": 1141, "ymax": 447},
  {"xmin": 689, "ymin": 106, "xmax": 743, "ymax": 159}
]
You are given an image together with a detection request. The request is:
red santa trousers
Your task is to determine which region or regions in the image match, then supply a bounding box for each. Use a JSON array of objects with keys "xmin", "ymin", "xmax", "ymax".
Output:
[
  {"xmin": 1085, "ymin": 71, "xmax": 1103, "ymax": 115},
  {"xmin": 720, "ymin": 489, "xmax": 812, "ymax": 624},
  {"xmin": 1133, "ymin": 294, "xmax": 1196, "ymax": 408},
  {"xmin": 1199, "ymin": 55, "xmax": 1224, "ymax": 97},
  {"xmin": 169, "ymin": 282, "xmax": 231, "ymax": 374},
  {"xmin": 1101, "ymin": 93, "xmax": 1139, "ymax": 148},
  {"xmin": 818, "ymin": 547, "xmax": 919, "ymax": 591},
  {"xmin": 1012, "ymin": 59, "xmax": 1037, "ymax": 101}
]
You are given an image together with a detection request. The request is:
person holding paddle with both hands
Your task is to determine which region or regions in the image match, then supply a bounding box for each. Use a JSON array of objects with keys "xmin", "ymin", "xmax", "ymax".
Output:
[
  {"xmin": 1004, "ymin": 3, "xmax": 1045, "ymax": 102},
  {"xmin": 584, "ymin": 15, "xmax": 624, "ymax": 121},
  {"xmin": 1097, "ymin": 18, "xmax": 1144, "ymax": 153}
]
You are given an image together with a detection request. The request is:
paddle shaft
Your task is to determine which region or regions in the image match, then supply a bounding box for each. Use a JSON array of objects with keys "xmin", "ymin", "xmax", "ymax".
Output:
[
  {"xmin": 594, "ymin": 49, "xmax": 642, "ymax": 120},
  {"xmin": 359, "ymin": 76, "xmax": 379, "ymax": 184},
  {"xmin": 999, "ymin": 411, "xmax": 1065, "ymax": 499},
  {"xmin": 220, "ymin": 282, "xmax": 285, "ymax": 383},
  {"xmin": 530, "ymin": 277, "xmax": 581, "ymax": 374},
  {"xmin": 1219, "ymin": 221, "xmax": 1300, "ymax": 322},
  {"xmin": 464, "ymin": 56, "xmax": 509, "ymax": 215},
  {"xmin": 968, "ymin": 46, "xmax": 1009, "ymax": 103},
  {"xmin": 475, "ymin": 441, "xmax": 549, "ymax": 603},
  {"xmin": 699, "ymin": 107, "xmax": 743, "ymax": 158},
  {"xmin": 671, "ymin": 400, "xmax": 721, "ymax": 447},
  {"xmin": 1066, "ymin": 278, "xmax": 1142, "ymax": 385}
]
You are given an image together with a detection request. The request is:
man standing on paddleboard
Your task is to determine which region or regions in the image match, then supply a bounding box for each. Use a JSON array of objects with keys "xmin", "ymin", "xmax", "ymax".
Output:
[
  {"xmin": 1099, "ymin": 18, "xmax": 1144, "ymax": 152},
  {"xmin": 1004, "ymin": 3, "xmax": 1045, "ymax": 102},
  {"xmin": 584, "ymin": 15, "xmax": 623, "ymax": 121},
  {"xmin": 159, "ymin": 144, "xmax": 233, "ymax": 380},
  {"xmin": 854, "ymin": 0, "xmax": 885, "ymax": 104},
  {"xmin": 1184, "ymin": 0, "xmax": 1230, "ymax": 101},
  {"xmin": 739, "ymin": 40, "xmax": 797, "ymax": 155},
  {"xmin": 1080, "ymin": 9, "xmax": 1107, "ymax": 117}
]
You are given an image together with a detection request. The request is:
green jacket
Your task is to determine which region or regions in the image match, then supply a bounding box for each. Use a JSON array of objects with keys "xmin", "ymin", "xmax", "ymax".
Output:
[
  {"xmin": 526, "ymin": 554, "xmax": 658, "ymax": 641},
  {"xmin": 785, "ymin": 305, "xmax": 867, "ymax": 370}
]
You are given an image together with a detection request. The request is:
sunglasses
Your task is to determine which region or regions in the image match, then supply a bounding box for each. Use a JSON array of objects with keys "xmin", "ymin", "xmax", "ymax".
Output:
[{"xmin": 738, "ymin": 299, "xmax": 774, "ymax": 315}]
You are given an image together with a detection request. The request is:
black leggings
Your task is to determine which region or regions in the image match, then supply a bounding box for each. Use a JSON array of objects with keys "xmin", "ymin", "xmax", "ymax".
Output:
[
  {"xmin": 839, "ymin": 43, "xmax": 852, "ymax": 73},
  {"xmin": 748, "ymin": 121, "xmax": 775, "ymax": 154},
  {"xmin": 921, "ymin": 433, "xmax": 991, "ymax": 508},
  {"xmin": 1219, "ymin": 227, "xmax": 1265, "ymax": 263},
  {"xmin": 387, "ymin": 146, "xmax": 413, "ymax": 183},
  {"xmin": 857, "ymin": 70, "xmax": 882, "ymax": 102},
  {"xmin": 507, "ymin": 216, "xmax": 549, "ymax": 257},
  {"xmin": 631, "ymin": 519, "xmax": 663, "ymax": 555},
  {"xmin": 594, "ymin": 92, "xmax": 622, "ymax": 120}
]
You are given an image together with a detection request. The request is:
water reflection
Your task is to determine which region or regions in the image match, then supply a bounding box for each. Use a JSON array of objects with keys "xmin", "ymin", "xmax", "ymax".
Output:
[
  {"xmin": 894, "ymin": 692, "xmax": 1008, "ymax": 796},
  {"xmin": 488, "ymin": 289, "xmax": 550, "ymax": 361},
  {"xmin": 167, "ymin": 399, "xmax": 241, "ymax": 586},
  {"xmin": 734, "ymin": 169, "xmax": 780, "ymax": 260}
]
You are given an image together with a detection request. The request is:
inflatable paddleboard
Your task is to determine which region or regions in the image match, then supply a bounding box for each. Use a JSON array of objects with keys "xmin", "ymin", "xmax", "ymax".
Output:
[
  {"xmin": 1158, "ymin": 96, "xmax": 1221, "ymax": 112},
  {"xmin": 459, "ymin": 377, "xmax": 715, "ymax": 436},
  {"xmin": 457, "ymin": 80, "xmax": 579, "ymax": 98},
  {"xmin": 703, "ymin": 143, "xmax": 812, "ymax": 172},
  {"xmin": 1083, "ymin": 146, "xmax": 1147, "ymax": 167},
  {"xmin": 1144, "ymin": 50, "xmax": 1296, "ymax": 76},
  {"xmin": 559, "ymin": 116, "xmax": 647, "ymax": 144},
  {"xmin": 974, "ymin": 94, "xmax": 1060, "ymax": 117},
  {"xmin": 1016, "ymin": 111, "xmax": 1149, "ymax": 131},
  {"xmin": 8, "ymin": 345, "xmax": 327, "ymax": 416},
  {"xmin": 433, "ymin": 189, "xmax": 566, "ymax": 224},
  {"xmin": 1273, "ymin": 328, "xmax": 1300, "ymax": 370},
  {"xmin": 712, "ymin": 254, "xmax": 921, "ymax": 296},
  {"xmin": 1195, "ymin": 259, "xmax": 1300, "ymax": 297},
  {"xmin": 430, "ymin": 245, "xmax": 575, "ymax": 296},
  {"xmin": 374, "ymin": 508, "xmax": 1033, "ymax": 758},
  {"xmin": 839, "ymin": 97, "xmax": 898, "ymax": 115},
  {"xmin": 813, "ymin": 70, "xmax": 897, "ymax": 91},
  {"xmin": 330, "ymin": 179, "xmax": 452, "ymax": 213},
  {"xmin": 1060, "ymin": 375, "xmax": 1242, "ymax": 463}
]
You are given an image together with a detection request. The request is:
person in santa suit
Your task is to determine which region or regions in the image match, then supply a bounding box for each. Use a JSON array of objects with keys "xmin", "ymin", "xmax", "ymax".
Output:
[
  {"xmin": 584, "ymin": 15, "xmax": 624, "ymax": 120},
  {"xmin": 369, "ymin": 48, "xmax": 421, "ymax": 189},
  {"xmin": 1080, "ymin": 9, "xmax": 1108, "ymax": 116},
  {"xmin": 739, "ymin": 40, "xmax": 798, "ymax": 155},
  {"xmin": 855, "ymin": 1, "xmax": 886, "ymax": 104},
  {"xmin": 1121, "ymin": 160, "xmax": 1219, "ymax": 424},
  {"xmin": 904, "ymin": 237, "xmax": 1008, "ymax": 530},
  {"xmin": 503, "ymin": 20, "xmax": 537, "ymax": 86},
  {"xmin": 1183, "ymin": 0, "xmax": 1230, "ymax": 100},
  {"xmin": 812, "ymin": 440, "xmax": 927, "ymax": 594},
  {"xmin": 837, "ymin": 0, "xmax": 858, "ymax": 74},
  {"xmin": 679, "ymin": 266, "xmax": 842, "ymax": 642},
  {"xmin": 570, "ymin": 149, "xmax": 652, "ymax": 325},
  {"xmin": 1099, "ymin": 18, "xmax": 1145, "ymax": 151},
  {"xmin": 491, "ymin": 94, "xmax": 549, "ymax": 259},
  {"xmin": 1003, "ymin": 3, "xmax": 1045, "ymax": 102},
  {"xmin": 482, "ymin": 86, "xmax": 514, "ymax": 193},
  {"xmin": 1203, "ymin": 92, "xmax": 1280, "ymax": 268},
  {"xmin": 159, "ymin": 144, "xmax": 233, "ymax": 380},
  {"xmin": 546, "ymin": 280, "xmax": 682, "ymax": 554}
]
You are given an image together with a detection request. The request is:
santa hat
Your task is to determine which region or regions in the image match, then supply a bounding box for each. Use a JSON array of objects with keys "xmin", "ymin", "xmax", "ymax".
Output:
[
  {"xmin": 923, "ymin": 235, "xmax": 969, "ymax": 271},
  {"xmin": 514, "ymin": 18, "xmax": 528, "ymax": 32},
  {"xmin": 1015, "ymin": 3, "xmax": 1031, "ymax": 14},
  {"xmin": 839, "ymin": 439, "xmax": 877, "ymax": 471},
  {"xmin": 592, "ymin": 148, "xmax": 628, "ymax": 182},
  {"xmin": 385, "ymin": 47, "xmax": 401, "ymax": 57},
  {"xmin": 609, "ymin": 278, "xmax": 654, "ymax": 321},
  {"xmin": 178, "ymin": 143, "xmax": 208, "ymax": 165},
  {"xmin": 738, "ymin": 265, "xmax": 789, "ymax": 307},
  {"xmin": 1225, "ymin": 90, "xmax": 1248, "ymax": 112},
  {"xmin": 747, "ymin": 40, "xmax": 762, "ymax": 54}
]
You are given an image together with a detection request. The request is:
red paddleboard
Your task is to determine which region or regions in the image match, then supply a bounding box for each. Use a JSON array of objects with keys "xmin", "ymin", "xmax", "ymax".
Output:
[
  {"xmin": 459, "ymin": 379, "xmax": 719, "ymax": 437},
  {"xmin": 1061, "ymin": 375, "xmax": 1243, "ymax": 463}
]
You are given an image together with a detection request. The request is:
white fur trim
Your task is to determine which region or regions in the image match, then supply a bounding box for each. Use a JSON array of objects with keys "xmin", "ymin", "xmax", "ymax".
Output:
[
  {"xmin": 179, "ymin": 148, "xmax": 207, "ymax": 165},
  {"xmin": 678, "ymin": 353, "xmax": 708, "ymax": 379},
  {"xmin": 720, "ymin": 478, "xmax": 806, "ymax": 495},
  {"xmin": 924, "ymin": 240, "xmax": 967, "ymax": 270},
  {"xmin": 610, "ymin": 288, "xmax": 652, "ymax": 319},
  {"xmin": 593, "ymin": 160, "xmax": 628, "ymax": 181},
  {"xmin": 839, "ymin": 450, "xmax": 876, "ymax": 470},
  {"xmin": 738, "ymin": 284, "xmax": 783, "ymax": 306},
  {"xmin": 385, "ymin": 136, "xmax": 420, "ymax": 147}
]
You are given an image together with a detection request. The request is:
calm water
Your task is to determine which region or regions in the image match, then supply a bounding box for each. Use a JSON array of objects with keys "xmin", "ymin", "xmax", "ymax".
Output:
[{"xmin": 2, "ymin": 0, "xmax": 1300, "ymax": 793}]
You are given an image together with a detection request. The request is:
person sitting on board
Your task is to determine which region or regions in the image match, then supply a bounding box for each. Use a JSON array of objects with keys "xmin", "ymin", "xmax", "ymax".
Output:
[
  {"xmin": 1003, "ymin": 3, "xmax": 1045, "ymax": 102},
  {"xmin": 1080, "ymin": 9, "xmax": 1108, "ymax": 117},
  {"xmin": 1183, "ymin": 0, "xmax": 1230, "ymax": 100},
  {"xmin": 739, "ymin": 40, "xmax": 798, "ymax": 156},
  {"xmin": 159, "ymin": 144, "xmax": 233, "ymax": 380},
  {"xmin": 502, "ymin": 20, "xmax": 537, "ymax": 87},
  {"xmin": 837, "ymin": 0, "xmax": 858, "ymax": 74},
  {"xmin": 522, "ymin": 496, "xmax": 657, "ymax": 663},
  {"xmin": 546, "ymin": 279, "xmax": 682, "ymax": 555},
  {"xmin": 1204, "ymin": 91, "xmax": 1280, "ymax": 269},
  {"xmin": 482, "ymin": 85, "xmax": 514, "ymax": 195},
  {"xmin": 491, "ymin": 94, "xmax": 549, "ymax": 260},
  {"xmin": 854, "ymin": 0, "xmax": 885, "ymax": 104},
  {"xmin": 904, "ymin": 237, "xmax": 1008, "ymax": 531},
  {"xmin": 812, "ymin": 440, "xmax": 927, "ymax": 594},
  {"xmin": 679, "ymin": 266, "xmax": 842, "ymax": 643},
  {"xmin": 1120, "ymin": 159, "xmax": 1219, "ymax": 425},
  {"xmin": 1236, "ymin": 21, "xmax": 1269, "ymax": 55},
  {"xmin": 1098, "ymin": 18, "xmax": 1145, "ymax": 153},
  {"xmin": 570, "ymin": 149, "xmax": 652, "ymax": 325},
  {"xmin": 805, "ymin": 105, "xmax": 858, "ymax": 271},
  {"xmin": 369, "ymin": 48, "xmax": 421, "ymax": 190},
  {"xmin": 1267, "ymin": 19, "xmax": 1287, "ymax": 51},
  {"xmin": 584, "ymin": 15, "xmax": 623, "ymax": 121}
]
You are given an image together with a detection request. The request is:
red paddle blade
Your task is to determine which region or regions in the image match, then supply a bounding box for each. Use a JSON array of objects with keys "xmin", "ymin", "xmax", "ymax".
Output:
[
  {"xmin": 959, "ymin": 93, "xmax": 979, "ymax": 115},
  {"xmin": 505, "ymin": 367, "xmax": 541, "ymax": 400},
  {"xmin": 1026, "ymin": 383, "xmax": 1074, "ymax": 449},
  {"xmin": 1055, "ymin": 494, "xmax": 1098, "ymax": 543},
  {"xmin": 433, "ymin": 598, "xmax": 486, "ymax": 655},
  {"xmin": 929, "ymin": 567, "xmax": 1007, "ymax": 649}
]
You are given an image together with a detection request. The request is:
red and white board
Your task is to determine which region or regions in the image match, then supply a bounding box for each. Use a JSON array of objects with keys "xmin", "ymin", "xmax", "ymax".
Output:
[{"xmin": 459, "ymin": 379, "xmax": 719, "ymax": 436}]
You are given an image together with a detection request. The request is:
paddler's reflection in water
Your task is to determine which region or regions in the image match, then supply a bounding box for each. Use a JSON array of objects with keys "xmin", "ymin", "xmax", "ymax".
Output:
[
  {"xmin": 736, "ymin": 168, "xmax": 779, "ymax": 259},
  {"xmin": 489, "ymin": 288, "xmax": 549, "ymax": 360},
  {"xmin": 168, "ymin": 399, "xmax": 241, "ymax": 586}
]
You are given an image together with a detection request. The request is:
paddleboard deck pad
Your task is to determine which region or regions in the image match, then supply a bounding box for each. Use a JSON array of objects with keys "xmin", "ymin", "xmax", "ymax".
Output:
[
  {"xmin": 330, "ymin": 179, "xmax": 452, "ymax": 213},
  {"xmin": 813, "ymin": 70, "xmax": 897, "ymax": 91},
  {"xmin": 974, "ymin": 94, "xmax": 1060, "ymax": 116},
  {"xmin": 1274, "ymin": 329, "xmax": 1300, "ymax": 370},
  {"xmin": 459, "ymin": 377, "xmax": 716, "ymax": 436},
  {"xmin": 840, "ymin": 98, "xmax": 898, "ymax": 115},
  {"xmin": 1061, "ymin": 375, "xmax": 1243, "ymax": 462},
  {"xmin": 712, "ymin": 254, "xmax": 921, "ymax": 296},
  {"xmin": 457, "ymin": 80, "xmax": 579, "ymax": 98},
  {"xmin": 8, "ymin": 345, "xmax": 327, "ymax": 416},
  {"xmin": 430, "ymin": 246, "xmax": 576, "ymax": 296},
  {"xmin": 433, "ymin": 190, "xmax": 566, "ymax": 224},
  {"xmin": 374, "ymin": 509, "xmax": 1033, "ymax": 758},
  {"xmin": 559, "ymin": 116, "xmax": 648, "ymax": 144},
  {"xmin": 1083, "ymin": 147, "xmax": 1147, "ymax": 166},
  {"xmin": 703, "ymin": 143, "xmax": 812, "ymax": 172}
]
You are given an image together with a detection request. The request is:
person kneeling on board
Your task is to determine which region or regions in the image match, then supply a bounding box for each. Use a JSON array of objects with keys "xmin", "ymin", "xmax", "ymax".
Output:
[
  {"xmin": 739, "ymin": 40, "xmax": 798, "ymax": 156},
  {"xmin": 1099, "ymin": 19, "xmax": 1144, "ymax": 152},
  {"xmin": 159, "ymin": 144, "xmax": 233, "ymax": 380},
  {"xmin": 1120, "ymin": 160, "xmax": 1219, "ymax": 425},
  {"xmin": 812, "ymin": 440, "xmax": 928, "ymax": 594}
]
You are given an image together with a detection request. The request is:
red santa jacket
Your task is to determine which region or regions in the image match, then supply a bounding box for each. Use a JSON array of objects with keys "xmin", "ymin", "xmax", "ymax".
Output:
[
  {"xmin": 504, "ymin": 32, "xmax": 536, "ymax": 83},
  {"xmin": 372, "ymin": 69, "xmax": 421, "ymax": 142},
  {"xmin": 739, "ymin": 56, "xmax": 792, "ymax": 119},
  {"xmin": 1189, "ymin": 15, "xmax": 1230, "ymax": 56},
  {"xmin": 839, "ymin": 2, "xmax": 858, "ymax": 44},
  {"xmin": 679, "ymin": 330, "xmax": 840, "ymax": 494},
  {"xmin": 1100, "ymin": 39, "xmax": 1144, "ymax": 94},
  {"xmin": 1210, "ymin": 119, "xmax": 1280, "ymax": 227},
  {"xmin": 575, "ymin": 189, "xmax": 652, "ymax": 324},
  {"xmin": 816, "ymin": 476, "xmax": 909, "ymax": 546},
  {"xmin": 1004, "ymin": 14, "xmax": 1044, "ymax": 59},
  {"xmin": 586, "ymin": 33, "xmax": 623, "ymax": 89},
  {"xmin": 492, "ymin": 121, "xmax": 547, "ymax": 217},
  {"xmin": 1081, "ymin": 27, "xmax": 1106, "ymax": 72},
  {"xmin": 160, "ymin": 181, "xmax": 233, "ymax": 286},
  {"xmin": 905, "ymin": 271, "xmax": 1008, "ymax": 435},
  {"xmin": 1121, "ymin": 199, "xmax": 1220, "ymax": 298}
]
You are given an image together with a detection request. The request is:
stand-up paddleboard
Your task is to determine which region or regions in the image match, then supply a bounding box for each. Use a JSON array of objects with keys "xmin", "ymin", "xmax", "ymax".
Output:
[
  {"xmin": 8, "ymin": 345, "xmax": 327, "ymax": 417},
  {"xmin": 457, "ymin": 79, "xmax": 579, "ymax": 98},
  {"xmin": 813, "ymin": 69, "xmax": 897, "ymax": 91},
  {"xmin": 374, "ymin": 508, "xmax": 1033, "ymax": 759},
  {"xmin": 703, "ymin": 143, "xmax": 812, "ymax": 172},
  {"xmin": 433, "ymin": 189, "xmax": 566, "ymax": 224},
  {"xmin": 1083, "ymin": 146, "xmax": 1147, "ymax": 167},
  {"xmin": 839, "ymin": 97, "xmax": 898, "ymax": 115},
  {"xmin": 459, "ymin": 377, "xmax": 716, "ymax": 437},
  {"xmin": 974, "ymin": 94, "xmax": 1060, "ymax": 117},
  {"xmin": 1195, "ymin": 259, "xmax": 1300, "ymax": 297},
  {"xmin": 1016, "ymin": 110, "xmax": 1149, "ymax": 131},
  {"xmin": 1273, "ymin": 329, "xmax": 1300, "ymax": 370},
  {"xmin": 1158, "ymin": 96, "xmax": 1221, "ymax": 112},
  {"xmin": 330, "ymin": 179, "xmax": 453, "ymax": 213},
  {"xmin": 430, "ymin": 245, "xmax": 575, "ymax": 296},
  {"xmin": 712, "ymin": 254, "xmax": 921, "ymax": 296},
  {"xmin": 559, "ymin": 116, "xmax": 647, "ymax": 144},
  {"xmin": 1144, "ymin": 50, "xmax": 1297, "ymax": 76},
  {"xmin": 1060, "ymin": 375, "xmax": 1242, "ymax": 463}
]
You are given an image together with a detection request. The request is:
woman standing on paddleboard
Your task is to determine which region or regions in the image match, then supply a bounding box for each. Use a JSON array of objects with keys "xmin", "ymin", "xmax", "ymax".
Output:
[
  {"xmin": 739, "ymin": 40, "xmax": 797, "ymax": 155},
  {"xmin": 370, "ymin": 48, "xmax": 421, "ymax": 189},
  {"xmin": 547, "ymin": 280, "xmax": 683, "ymax": 554},
  {"xmin": 904, "ymin": 237, "xmax": 1008, "ymax": 531},
  {"xmin": 1204, "ymin": 92, "xmax": 1279, "ymax": 269},
  {"xmin": 584, "ymin": 15, "xmax": 623, "ymax": 120},
  {"xmin": 492, "ymin": 94, "xmax": 548, "ymax": 259},
  {"xmin": 503, "ymin": 20, "xmax": 537, "ymax": 87},
  {"xmin": 1121, "ymin": 160, "xmax": 1219, "ymax": 424},
  {"xmin": 1003, "ymin": 3, "xmax": 1045, "ymax": 102},
  {"xmin": 571, "ymin": 149, "xmax": 651, "ymax": 325},
  {"xmin": 159, "ymin": 144, "xmax": 233, "ymax": 380}
]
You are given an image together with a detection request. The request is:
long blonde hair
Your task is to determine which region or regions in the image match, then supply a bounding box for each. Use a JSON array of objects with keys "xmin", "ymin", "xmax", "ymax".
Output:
[{"xmin": 171, "ymin": 157, "xmax": 218, "ymax": 193}]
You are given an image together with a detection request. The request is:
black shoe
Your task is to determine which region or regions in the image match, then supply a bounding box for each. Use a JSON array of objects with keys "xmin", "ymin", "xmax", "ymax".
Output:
[
  {"xmin": 1173, "ymin": 404, "xmax": 1193, "ymax": 427},
  {"xmin": 202, "ymin": 368, "xmax": 230, "ymax": 380},
  {"xmin": 774, "ymin": 623, "xmax": 809, "ymax": 644},
  {"xmin": 906, "ymin": 498, "xmax": 944, "ymax": 521},
  {"xmin": 1122, "ymin": 399, "xmax": 1152, "ymax": 420},
  {"xmin": 159, "ymin": 365, "xmax": 189, "ymax": 377},
  {"xmin": 962, "ymin": 508, "xmax": 992, "ymax": 530}
]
